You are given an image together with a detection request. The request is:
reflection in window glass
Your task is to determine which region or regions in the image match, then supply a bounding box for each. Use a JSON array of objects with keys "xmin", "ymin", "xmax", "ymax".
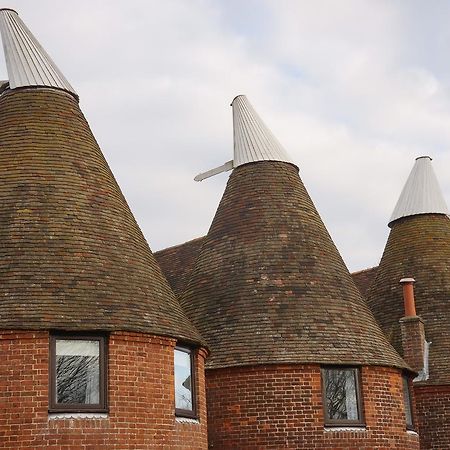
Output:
[
  {"xmin": 403, "ymin": 376, "xmax": 414, "ymax": 429},
  {"xmin": 324, "ymin": 368, "xmax": 360, "ymax": 422},
  {"xmin": 55, "ymin": 339, "xmax": 100, "ymax": 405},
  {"xmin": 174, "ymin": 348, "xmax": 193, "ymax": 412}
]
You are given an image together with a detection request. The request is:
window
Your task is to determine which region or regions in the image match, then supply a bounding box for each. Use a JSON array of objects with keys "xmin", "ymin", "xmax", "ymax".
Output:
[
  {"xmin": 403, "ymin": 376, "xmax": 414, "ymax": 430},
  {"xmin": 322, "ymin": 367, "xmax": 364, "ymax": 426},
  {"xmin": 174, "ymin": 346, "xmax": 196, "ymax": 418},
  {"xmin": 49, "ymin": 335, "xmax": 107, "ymax": 412}
]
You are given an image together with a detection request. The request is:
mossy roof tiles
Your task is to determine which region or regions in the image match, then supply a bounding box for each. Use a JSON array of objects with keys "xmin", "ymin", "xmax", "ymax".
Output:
[
  {"xmin": 180, "ymin": 160, "xmax": 407, "ymax": 370},
  {"xmin": 366, "ymin": 214, "xmax": 450, "ymax": 385},
  {"xmin": 155, "ymin": 237, "xmax": 206, "ymax": 297},
  {"xmin": 158, "ymin": 242, "xmax": 379, "ymax": 301},
  {"xmin": 0, "ymin": 87, "xmax": 202, "ymax": 345},
  {"xmin": 352, "ymin": 266, "xmax": 378, "ymax": 298}
]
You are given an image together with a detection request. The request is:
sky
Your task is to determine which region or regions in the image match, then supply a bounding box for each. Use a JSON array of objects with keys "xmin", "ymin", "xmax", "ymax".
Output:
[{"xmin": 1, "ymin": 1, "xmax": 449, "ymax": 271}]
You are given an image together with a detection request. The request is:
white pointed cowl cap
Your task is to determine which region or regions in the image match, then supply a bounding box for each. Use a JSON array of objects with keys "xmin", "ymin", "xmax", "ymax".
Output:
[
  {"xmin": 0, "ymin": 8, "xmax": 76, "ymax": 96},
  {"xmin": 232, "ymin": 95, "xmax": 294, "ymax": 167},
  {"xmin": 389, "ymin": 156, "xmax": 449, "ymax": 226},
  {"xmin": 195, "ymin": 95, "xmax": 296, "ymax": 181}
]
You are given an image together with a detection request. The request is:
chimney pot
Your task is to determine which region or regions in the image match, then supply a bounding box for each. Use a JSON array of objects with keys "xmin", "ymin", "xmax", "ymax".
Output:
[{"xmin": 400, "ymin": 278, "xmax": 416, "ymax": 317}]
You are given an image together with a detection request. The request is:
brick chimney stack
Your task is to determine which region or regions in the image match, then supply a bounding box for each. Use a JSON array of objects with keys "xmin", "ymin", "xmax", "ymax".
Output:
[{"xmin": 399, "ymin": 278, "xmax": 426, "ymax": 374}]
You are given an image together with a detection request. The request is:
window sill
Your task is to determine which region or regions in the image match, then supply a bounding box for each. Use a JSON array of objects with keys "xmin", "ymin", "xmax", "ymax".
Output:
[
  {"xmin": 324, "ymin": 425, "xmax": 367, "ymax": 432},
  {"xmin": 176, "ymin": 416, "xmax": 200, "ymax": 424},
  {"xmin": 407, "ymin": 429, "xmax": 418, "ymax": 436},
  {"xmin": 48, "ymin": 412, "xmax": 109, "ymax": 420}
]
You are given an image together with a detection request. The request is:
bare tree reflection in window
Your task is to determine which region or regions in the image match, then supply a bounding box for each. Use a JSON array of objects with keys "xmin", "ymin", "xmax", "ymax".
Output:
[
  {"xmin": 324, "ymin": 368, "xmax": 359, "ymax": 421},
  {"xmin": 55, "ymin": 340, "xmax": 100, "ymax": 405}
]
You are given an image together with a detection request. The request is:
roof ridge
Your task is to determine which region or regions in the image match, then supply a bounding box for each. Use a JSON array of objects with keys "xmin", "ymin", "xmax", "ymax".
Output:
[
  {"xmin": 351, "ymin": 266, "xmax": 378, "ymax": 275},
  {"xmin": 154, "ymin": 236, "xmax": 205, "ymax": 254}
]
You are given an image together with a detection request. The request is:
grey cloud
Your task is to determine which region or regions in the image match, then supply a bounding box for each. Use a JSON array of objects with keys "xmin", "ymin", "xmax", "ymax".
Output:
[{"xmin": 1, "ymin": 0, "xmax": 449, "ymax": 271}]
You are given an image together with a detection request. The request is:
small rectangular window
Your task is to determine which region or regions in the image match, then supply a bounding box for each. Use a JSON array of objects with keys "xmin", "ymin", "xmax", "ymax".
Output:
[
  {"xmin": 174, "ymin": 346, "xmax": 196, "ymax": 418},
  {"xmin": 322, "ymin": 366, "xmax": 364, "ymax": 426},
  {"xmin": 49, "ymin": 335, "xmax": 107, "ymax": 412},
  {"xmin": 403, "ymin": 376, "xmax": 414, "ymax": 430}
]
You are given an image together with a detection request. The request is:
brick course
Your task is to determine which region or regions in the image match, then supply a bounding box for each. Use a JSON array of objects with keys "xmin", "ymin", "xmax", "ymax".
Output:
[
  {"xmin": 400, "ymin": 316, "xmax": 426, "ymax": 373},
  {"xmin": 206, "ymin": 364, "xmax": 419, "ymax": 449},
  {"xmin": 415, "ymin": 384, "xmax": 450, "ymax": 450},
  {"xmin": 0, "ymin": 331, "xmax": 208, "ymax": 449}
]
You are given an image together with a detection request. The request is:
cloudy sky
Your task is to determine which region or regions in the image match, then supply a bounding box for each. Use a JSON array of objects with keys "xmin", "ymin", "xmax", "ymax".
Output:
[{"xmin": 2, "ymin": 1, "xmax": 449, "ymax": 271}]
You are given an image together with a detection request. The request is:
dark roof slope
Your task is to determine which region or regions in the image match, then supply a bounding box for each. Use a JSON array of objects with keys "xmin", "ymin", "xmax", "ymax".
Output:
[
  {"xmin": 156, "ymin": 243, "xmax": 378, "ymax": 300},
  {"xmin": 181, "ymin": 161, "xmax": 406, "ymax": 369},
  {"xmin": 366, "ymin": 214, "xmax": 450, "ymax": 384},
  {"xmin": 154, "ymin": 237, "xmax": 206, "ymax": 297},
  {"xmin": 352, "ymin": 266, "xmax": 378, "ymax": 298},
  {"xmin": 0, "ymin": 87, "xmax": 202, "ymax": 345}
]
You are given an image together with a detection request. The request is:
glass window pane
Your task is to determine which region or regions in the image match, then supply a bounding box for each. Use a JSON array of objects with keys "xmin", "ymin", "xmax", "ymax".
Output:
[
  {"xmin": 403, "ymin": 377, "xmax": 413, "ymax": 428},
  {"xmin": 324, "ymin": 368, "xmax": 359, "ymax": 421},
  {"xmin": 55, "ymin": 339, "xmax": 100, "ymax": 405},
  {"xmin": 174, "ymin": 349, "xmax": 193, "ymax": 411}
]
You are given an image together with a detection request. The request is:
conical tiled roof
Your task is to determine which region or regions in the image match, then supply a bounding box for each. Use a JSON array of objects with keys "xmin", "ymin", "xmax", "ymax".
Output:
[
  {"xmin": 181, "ymin": 99, "xmax": 406, "ymax": 370},
  {"xmin": 367, "ymin": 159, "xmax": 450, "ymax": 384},
  {"xmin": 389, "ymin": 156, "xmax": 448, "ymax": 226},
  {"xmin": 0, "ymin": 13, "xmax": 202, "ymax": 345}
]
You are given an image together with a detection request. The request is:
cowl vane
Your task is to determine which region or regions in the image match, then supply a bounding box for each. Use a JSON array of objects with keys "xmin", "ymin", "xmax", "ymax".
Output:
[
  {"xmin": 195, "ymin": 95, "xmax": 295, "ymax": 181},
  {"xmin": 0, "ymin": 8, "xmax": 76, "ymax": 96},
  {"xmin": 389, "ymin": 156, "xmax": 448, "ymax": 226}
]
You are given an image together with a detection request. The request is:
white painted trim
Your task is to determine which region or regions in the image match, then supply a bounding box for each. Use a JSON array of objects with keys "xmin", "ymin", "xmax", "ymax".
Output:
[
  {"xmin": 48, "ymin": 412, "xmax": 108, "ymax": 420},
  {"xmin": 175, "ymin": 416, "xmax": 200, "ymax": 424},
  {"xmin": 324, "ymin": 426, "xmax": 367, "ymax": 432}
]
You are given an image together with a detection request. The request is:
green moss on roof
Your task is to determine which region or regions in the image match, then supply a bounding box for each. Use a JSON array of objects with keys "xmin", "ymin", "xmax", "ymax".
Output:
[
  {"xmin": 367, "ymin": 214, "xmax": 450, "ymax": 385},
  {"xmin": 181, "ymin": 161, "xmax": 406, "ymax": 370},
  {"xmin": 0, "ymin": 87, "xmax": 203, "ymax": 346}
]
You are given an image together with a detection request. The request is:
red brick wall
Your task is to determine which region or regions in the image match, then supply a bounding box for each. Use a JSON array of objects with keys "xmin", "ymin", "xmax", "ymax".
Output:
[
  {"xmin": 415, "ymin": 384, "xmax": 450, "ymax": 450},
  {"xmin": 400, "ymin": 316, "xmax": 426, "ymax": 373},
  {"xmin": 0, "ymin": 331, "xmax": 207, "ymax": 449},
  {"xmin": 206, "ymin": 364, "xmax": 419, "ymax": 449}
]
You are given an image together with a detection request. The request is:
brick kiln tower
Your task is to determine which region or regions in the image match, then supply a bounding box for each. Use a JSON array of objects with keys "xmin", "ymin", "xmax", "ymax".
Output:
[
  {"xmin": 0, "ymin": 9, "xmax": 207, "ymax": 449},
  {"xmin": 367, "ymin": 156, "xmax": 450, "ymax": 450},
  {"xmin": 181, "ymin": 95, "xmax": 420, "ymax": 449}
]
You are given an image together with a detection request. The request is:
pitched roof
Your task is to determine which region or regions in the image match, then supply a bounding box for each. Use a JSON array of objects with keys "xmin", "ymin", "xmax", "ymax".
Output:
[
  {"xmin": 154, "ymin": 237, "xmax": 206, "ymax": 297},
  {"xmin": 351, "ymin": 266, "xmax": 378, "ymax": 298},
  {"xmin": 0, "ymin": 13, "xmax": 202, "ymax": 345},
  {"xmin": 0, "ymin": 9, "xmax": 76, "ymax": 97},
  {"xmin": 389, "ymin": 156, "xmax": 448, "ymax": 226},
  {"xmin": 181, "ymin": 98, "xmax": 407, "ymax": 370}
]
